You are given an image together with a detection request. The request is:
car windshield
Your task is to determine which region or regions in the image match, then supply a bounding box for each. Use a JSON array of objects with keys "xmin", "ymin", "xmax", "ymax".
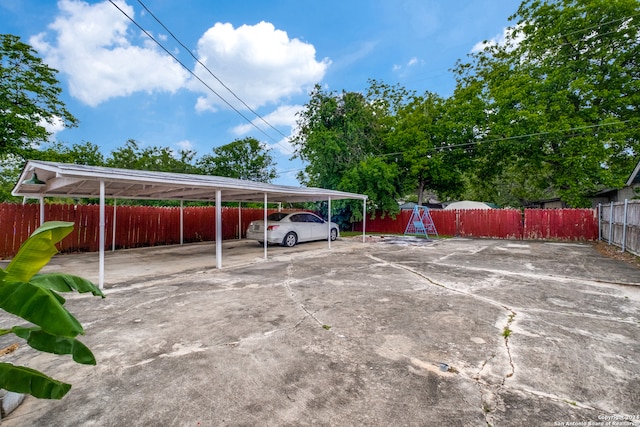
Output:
[{"xmin": 267, "ymin": 212, "xmax": 289, "ymax": 221}]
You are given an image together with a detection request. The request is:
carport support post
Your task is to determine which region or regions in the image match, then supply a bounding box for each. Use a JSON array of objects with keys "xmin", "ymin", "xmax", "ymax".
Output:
[
  {"xmin": 39, "ymin": 196, "xmax": 44, "ymax": 226},
  {"xmin": 180, "ymin": 200, "xmax": 184, "ymax": 245},
  {"xmin": 327, "ymin": 196, "xmax": 332, "ymax": 249},
  {"xmin": 362, "ymin": 198, "xmax": 366, "ymax": 243},
  {"xmin": 238, "ymin": 202, "xmax": 242, "ymax": 240},
  {"xmin": 216, "ymin": 190, "xmax": 222, "ymax": 269},
  {"xmin": 112, "ymin": 199, "xmax": 117, "ymax": 251},
  {"xmin": 263, "ymin": 193, "xmax": 268, "ymax": 259},
  {"xmin": 99, "ymin": 180, "xmax": 105, "ymax": 290}
]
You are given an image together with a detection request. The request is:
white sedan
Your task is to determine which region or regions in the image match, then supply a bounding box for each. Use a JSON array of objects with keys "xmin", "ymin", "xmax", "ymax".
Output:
[{"xmin": 246, "ymin": 212, "xmax": 339, "ymax": 247}]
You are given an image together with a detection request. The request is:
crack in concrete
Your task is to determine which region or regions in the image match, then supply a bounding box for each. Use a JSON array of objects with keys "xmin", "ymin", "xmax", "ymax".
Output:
[
  {"xmin": 365, "ymin": 251, "xmax": 640, "ymax": 422},
  {"xmin": 281, "ymin": 262, "xmax": 338, "ymax": 333},
  {"xmin": 424, "ymin": 260, "xmax": 639, "ymax": 287},
  {"xmin": 366, "ymin": 253, "xmax": 518, "ymax": 425},
  {"xmin": 502, "ymin": 312, "xmax": 516, "ymax": 380},
  {"xmin": 474, "ymin": 354, "xmax": 497, "ymax": 425}
]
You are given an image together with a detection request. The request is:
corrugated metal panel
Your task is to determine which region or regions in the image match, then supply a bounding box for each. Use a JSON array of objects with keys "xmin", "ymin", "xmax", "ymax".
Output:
[{"xmin": 12, "ymin": 160, "xmax": 368, "ymax": 203}]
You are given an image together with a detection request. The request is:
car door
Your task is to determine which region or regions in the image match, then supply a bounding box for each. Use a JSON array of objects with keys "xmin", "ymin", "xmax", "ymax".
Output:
[
  {"xmin": 288, "ymin": 214, "xmax": 313, "ymax": 242},
  {"xmin": 304, "ymin": 213, "xmax": 327, "ymax": 240}
]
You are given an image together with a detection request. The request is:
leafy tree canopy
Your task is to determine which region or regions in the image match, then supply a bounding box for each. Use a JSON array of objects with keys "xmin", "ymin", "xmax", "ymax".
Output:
[
  {"xmin": 292, "ymin": 83, "xmax": 401, "ymax": 220},
  {"xmin": 0, "ymin": 34, "xmax": 78, "ymax": 157},
  {"xmin": 106, "ymin": 139, "xmax": 195, "ymax": 174},
  {"xmin": 454, "ymin": 0, "xmax": 640, "ymax": 207},
  {"xmin": 383, "ymin": 89, "xmax": 469, "ymax": 205},
  {"xmin": 196, "ymin": 137, "xmax": 277, "ymax": 182},
  {"xmin": 291, "ymin": 84, "xmax": 386, "ymax": 191}
]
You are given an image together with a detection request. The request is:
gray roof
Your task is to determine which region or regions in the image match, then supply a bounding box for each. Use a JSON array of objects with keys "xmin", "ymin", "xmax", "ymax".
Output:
[
  {"xmin": 12, "ymin": 160, "xmax": 368, "ymax": 203},
  {"xmin": 626, "ymin": 158, "xmax": 640, "ymax": 187}
]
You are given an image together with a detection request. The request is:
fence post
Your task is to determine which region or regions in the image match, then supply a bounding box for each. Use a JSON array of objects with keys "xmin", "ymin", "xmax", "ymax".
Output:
[
  {"xmin": 598, "ymin": 203, "xmax": 602, "ymax": 241},
  {"xmin": 608, "ymin": 201, "xmax": 613, "ymax": 244},
  {"xmin": 621, "ymin": 199, "xmax": 628, "ymax": 253}
]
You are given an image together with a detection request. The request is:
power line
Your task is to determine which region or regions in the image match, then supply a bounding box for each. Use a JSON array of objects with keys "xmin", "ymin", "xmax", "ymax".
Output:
[
  {"xmin": 372, "ymin": 119, "xmax": 637, "ymax": 158},
  {"xmin": 550, "ymin": 12, "xmax": 640, "ymax": 42},
  {"xmin": 433, "ymin": 119, "xmax": 637, "ymax": 152},
  {"xmin": 107, "ymin": 0, "xmax": 280, "ymax": 144},
  {"xmin": 135, "ymin": 0, "xmax": 289, "ymax": 142}
]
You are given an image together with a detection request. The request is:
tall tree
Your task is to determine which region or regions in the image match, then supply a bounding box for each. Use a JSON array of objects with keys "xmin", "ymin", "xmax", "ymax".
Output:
[
  {"xmin": 454, "ymin": 0, "xmax": 640, "ymax": 207},
  {"xmin": 0, "ymin": 34, "xmax": 78, "ymax": 157},
  {"xmin": 106, "ymin": 139, "xmax": 195, "ymax": 174},
  {"xmin": 291, "ymin": 84, "xmax": 399, "ymax": 219},
  {"xmin": 196, "ymin": 137, "xmax": 277, "ymax": 182},
  {"xmin": 0, "ymin": 142, "xmax": 105, "ymax": 202},
  {"xmin": 388, "ymin": 91, "xmax": 468, "ymax": 205},
  {"xmin": 291, "ymin": 84, "xmax": 388, "ymax": 189}
]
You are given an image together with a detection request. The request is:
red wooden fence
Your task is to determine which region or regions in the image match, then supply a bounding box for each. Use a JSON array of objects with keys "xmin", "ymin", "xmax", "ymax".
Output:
[
  {"xmin": 0, "ymin": 203, "xmax": 289, "ymax": 259},
  {"xmin": 0, "ymin": 203, "xmax": 599, "ymax": 259},
  {"xmin": 523, "ymin": 208, "xmax": 598, "ymax": 241},
  {"xmin": 357, "ymin": 208, "xmax": 597, "ymax": 242}
]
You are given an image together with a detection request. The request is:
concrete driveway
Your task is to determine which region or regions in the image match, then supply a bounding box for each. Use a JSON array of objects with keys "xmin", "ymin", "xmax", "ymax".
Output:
[{"xmin": 1, "ymin": 237, "xmax": 639, "ymax": 426}]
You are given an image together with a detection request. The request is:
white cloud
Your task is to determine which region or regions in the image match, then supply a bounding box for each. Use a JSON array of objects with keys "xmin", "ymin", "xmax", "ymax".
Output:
[
  {"xmin": 392, "ymin": 56, "xmax": 423, "ymax": 76},
  {"xmin": 471, "ymin": 25, "xmax": 524, "ymax": 53},
  {"xmin": 38, "ymin": 115, "xmax": 66, "ymax": 140},
  {"xmin": 232, "ymin": 104, "xmax": 302, "ymax": 156},
  {"xmin": 175, "ymin": 139, "xmax": 193, "ymax": 151},
  {"xmin": 191, "ymin": 22, "xmax": 330, "ymax": 112},
  {"xmin": 232, "ymin": 104, "xmax": 300, "ymax": 135},
  {"xmin": 30, "ymin": 0, "xmax": 190, "ymax": 107}
]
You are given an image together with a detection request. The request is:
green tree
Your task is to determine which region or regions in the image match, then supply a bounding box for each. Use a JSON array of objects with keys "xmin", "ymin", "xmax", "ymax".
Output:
[
  {"xmin": 339, "ymin": 156, "xmax": 401, "ymax": 214},
  {"xmin": 388, "ymin": 91, "xmax": 468, "ymax": 205},
  {"xmin": 292, "ymin": 84, "xmax": 387, "ymax": 189},
  {"xmin": 196, "ymin": 137, "xmax": 277, "ymax": 182},
  {"xmin": 454, "ymin": 0, "xmax": 640, "ymax": 207},
  {"xmin": 0, "ymin": 34, "xmax": 78, "ymax": 157},
  {"xmin": 0, "ymin": 142, "xmax": 105, "ymax": 202},
  {"xmin": 291, "ymin": 84, "xmax": 398, "ymax": 219},
  {"xmin": 0, "ymin": 222, "xmax": 103, "ymax": 399},
  {"xmin": 106, "ymin": 139, "xmax": 195, "ymax": 174}
]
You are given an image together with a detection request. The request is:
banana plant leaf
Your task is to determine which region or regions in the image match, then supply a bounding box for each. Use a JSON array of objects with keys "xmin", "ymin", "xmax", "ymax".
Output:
[
  {"xmin": 0, "ymin": 281, "xmax": 83, "ymax": 337},
  {"xmin": 31, "ymin": 273, "xmax": 104, "ymax": 298},
  {"xmin": 4, "ymin": 221, "xmax": 74, "ymax": 283},
  {"xmin": 11, "ymin": 326, "xmax": 96, "ymax": 365},
  {"xmin": 0, "ymin": 362, "xmax": 71, "ymax": 399}
]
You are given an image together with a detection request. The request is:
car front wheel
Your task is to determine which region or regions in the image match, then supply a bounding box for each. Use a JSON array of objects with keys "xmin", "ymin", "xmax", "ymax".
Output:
[
  {"xmin": 283, "ymin": 232, "xmax": 298, "ymax": 247},
  {"xmin": 330, "ymin": 228, "xmax": 338, "ymax": 241}
]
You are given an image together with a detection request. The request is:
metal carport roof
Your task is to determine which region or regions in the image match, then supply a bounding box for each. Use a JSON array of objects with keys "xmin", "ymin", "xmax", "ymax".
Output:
[
  {"xmin": 12, "ymin": 160, "xmax": 368, "ymax": 203},
  {"xmin": 12, "ymin": 160, "xmax": 368, "ymax": 288}
]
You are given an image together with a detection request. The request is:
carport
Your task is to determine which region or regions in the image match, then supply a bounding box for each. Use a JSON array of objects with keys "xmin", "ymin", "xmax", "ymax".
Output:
[{"xmin": 11, "ymin": 160, "xmax": 368, "ymax": 289}]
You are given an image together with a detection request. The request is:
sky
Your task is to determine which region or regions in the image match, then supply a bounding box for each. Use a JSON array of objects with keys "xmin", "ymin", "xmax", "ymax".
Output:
[{"xmin": 1, "ymin": 0, "xmax": 523, "ymax": 186}]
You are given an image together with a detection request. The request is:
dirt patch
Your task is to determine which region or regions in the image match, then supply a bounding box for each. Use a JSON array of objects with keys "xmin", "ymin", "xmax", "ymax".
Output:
[{"xmin": 592, "ymin": 241, "xmax": 640, "ymax": 269}]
